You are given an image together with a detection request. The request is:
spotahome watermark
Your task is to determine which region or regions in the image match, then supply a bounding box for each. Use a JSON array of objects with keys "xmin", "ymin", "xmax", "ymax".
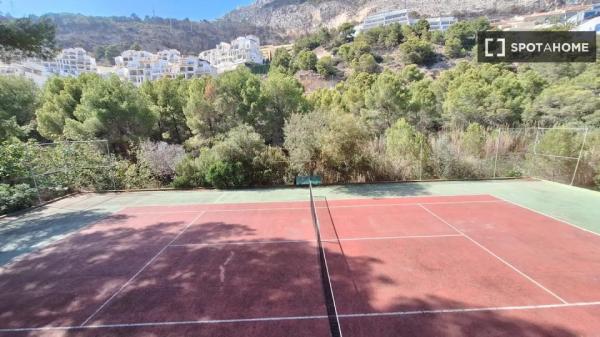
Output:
[{"xmin": 477, "ymin": 31, "xmax": 597, "ymax": 63}]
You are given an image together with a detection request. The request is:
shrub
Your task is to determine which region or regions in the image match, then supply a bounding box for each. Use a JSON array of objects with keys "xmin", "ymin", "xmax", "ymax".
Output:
[
  {"xmin": 462, "ymin": 123, "xmax": 486, "ymax": 157},
  {"xmin": 294, "ymin": 50, "xmax": 318, "ymax": 71},
  {"xmin": 137, "ymin": 140, "xmax": 185, "ymax": 181},
  {"xmin": 400, "ymin": 38, "xmax": 435, "ymax": 65},
  {"xmin": 113, "ymin": 160, "xmax": 158, "ymax": 190},
  {"xmin": 316, "ymin": 56, "xmax": 337, "ymax": 77},
  {"xmin": 352, "ymin": 54, "xmax": 379, "ymax": 74},
  {"xmin": 253, "ymin": 146, "xmax": 289, "ymax": 185},
  {"xmin": 0, "ymin": 183, "xmax": 37, "ymax": 214}
]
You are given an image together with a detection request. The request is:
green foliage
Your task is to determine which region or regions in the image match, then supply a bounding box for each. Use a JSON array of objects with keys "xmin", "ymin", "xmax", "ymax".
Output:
[
  {"xmin": 337, "ymin": 40, "xmax": 372, "ymax": 64},
  {"xmin": 355, "ymin": 23, "xmax": 404, "ymax": 49},
  {"xmin": 141, "ymin": 77, "xmax": 191, "ymax": 143},
  {"xmin": 399, "ymin": 37, "xmax": 435, "ymax": 65},
  {"xmin": 0, "ymin": 76, "xmax": 39, "ymax": 141},
  {"xmin": 524, "ymin": 64, "xmax": 600, "ymax": 127},
  {"xmin": 113, "ymin": 159, "xmax": 157, "ymax": 190},
  {"xmin": 444, "ymin": 17, "xmax": 490, "ymax": 58},
  {"xmin": 0, "ymin": 18, "xmax": 56, "ymax": 62},
  {"xmin": 257, "ymin": 71, "xmax": 308, "ymax": 145},
  {"xmin": 363, "ymin": 71, "xmax": 410, "ymax": 133},
  {"xmin": 36, "ymin": 74, "xmax": 156, "ymax": 153},
  {"xmin": 0, "ymin": 141, "xmax": 29, "ymax": 185},
  {"xmin": 271, "ymin": 48, "xmax": 292, "ymax": 72},
  {"xmin": 385, "ymin": 118, "xmax": 429, "ymax": 164},
  {"xmin": 352, "ymin": 54, "xmax": 379, "ymax": 74},
  {"xmin": 0, "ymin": 183, "xmax": 37, "ymax": 214},
  {"xmin": 316, "ymin": 56, "xmax": 337, "ymax": 77},
  {"xmin": 442, "ymin": 63, "xmax": 529, "ymax": 128},
  {"xmin": 173, "ymin": 125, "xmax": 285, "ymax": 188},
  {"xmin": 294, "ymin": 50, "xmax": 318, "ymax": 71},
  {"xmin": 462, "ymin": 123, "xmax": 486, "ymax": 157}
]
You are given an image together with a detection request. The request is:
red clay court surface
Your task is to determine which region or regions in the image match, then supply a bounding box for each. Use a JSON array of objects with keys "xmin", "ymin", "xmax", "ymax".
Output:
[{"xmin": 1, "ymin": 194, "xmax": 600, "ymax": 336}]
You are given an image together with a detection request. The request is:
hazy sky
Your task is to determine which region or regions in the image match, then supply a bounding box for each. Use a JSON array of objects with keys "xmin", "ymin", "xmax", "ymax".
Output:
[{"xmin": 0, "ymin": 0, "xmax": 254, "ymax": 20}]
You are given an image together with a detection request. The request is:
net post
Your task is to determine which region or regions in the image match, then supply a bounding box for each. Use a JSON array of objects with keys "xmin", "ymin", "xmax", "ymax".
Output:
[
  {"xmin": 493, "ymin": 129, "xmax": 500, "ymax": 179},
  {"xmin": 570, "ymin": 128, "xmax": 589, "ymax": 186}
]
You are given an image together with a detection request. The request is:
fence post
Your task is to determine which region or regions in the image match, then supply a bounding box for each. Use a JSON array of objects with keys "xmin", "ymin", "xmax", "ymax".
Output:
[
  {"xmin": 570, "ymin": 128, "xmax": 589, "ymax": 186},
  {"xmin": 493, "ymin": 130, "xmax": 500, "ymax": 179},
  {"xmin": 27, "ymin": 167, "xmax": 42, "ymax": 203},
  {"xmin": 105, "ymin": 140, "xmax": 117, "ymax": 191},
  {"xmin": 419, "ymin": 140, "xmax": 423, "ymax": 181}
]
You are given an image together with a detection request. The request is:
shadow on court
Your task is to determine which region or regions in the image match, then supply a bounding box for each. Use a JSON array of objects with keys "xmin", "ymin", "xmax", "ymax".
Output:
[
  {"xmin": 0, "ymin": 216, "xmax": 586, "ymax": 337},
  {"xmin": 0, "ymin": 209, "xmax": 112, "ymax": 266},
  {"xmin": 329, "ymin": 182, "xmax": 430, "ymax": 199}
]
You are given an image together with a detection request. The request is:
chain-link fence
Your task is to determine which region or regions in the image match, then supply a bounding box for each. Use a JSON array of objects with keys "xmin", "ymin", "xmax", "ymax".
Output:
[
  {"xmin": 407, "ymin": 127, "xmax": 597, "ymax": 188},
  {"xmin": 19, "ymin": 140, "xmax": 116, "ymax": 203}
]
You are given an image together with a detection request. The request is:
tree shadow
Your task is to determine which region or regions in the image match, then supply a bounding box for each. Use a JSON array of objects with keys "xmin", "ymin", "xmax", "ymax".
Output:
[
  {"xmin": 0, "ymin": 209, "xmax": 112, "ymax": 266},
  {"xmin": 326, "ymin": 181, "xmax": 431, "ymax": 199},
  {"xmin": 0, "ymin": 214, "xmax": 589, "ymax": 337}
]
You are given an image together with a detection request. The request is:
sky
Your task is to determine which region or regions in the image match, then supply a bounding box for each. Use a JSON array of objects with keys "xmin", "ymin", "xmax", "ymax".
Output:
[{"xmin": 0, "ymin": 0, "xmax": 254, "ymax": 20}]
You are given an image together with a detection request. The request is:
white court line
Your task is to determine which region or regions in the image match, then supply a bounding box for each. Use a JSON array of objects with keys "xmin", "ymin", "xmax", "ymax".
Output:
[
  {"xmin": 329, "ymin": 199, "xmax": 503, "ymax": 209},
  {"xmin": 419, "ymin": 204, "xmax": 568, "ymax": 305},
  {"xmin": 169, "ymin": 239, "xmax": 315, "ymax": 247},
  {"xmin": 118, "ymin": 199, "xmax": 503, "ymax": 215},
  {"xmin": 324, "ymin": 234, "xmax": 462, "ymax": 242},
  {"xmin": 3, "ymin": 301, "xmax": 600, "ymax": 333},
  {"xmin": 167, "ymin": 234, "xmax": 463, "ymax": 248},
  {"xmin": 495, "ymin": 196, "xmax": 600, "ymax": 238},
  {"xmin": 339, "ymin": 300, "xmax": 600, "ymax": 319},
  {"xmin": 212, "ymin": 191, "xmax": 228, "ymax": 204},
  {"xmin": 79, "ymin": 211, "xmax": 206, "ymax": 326}
]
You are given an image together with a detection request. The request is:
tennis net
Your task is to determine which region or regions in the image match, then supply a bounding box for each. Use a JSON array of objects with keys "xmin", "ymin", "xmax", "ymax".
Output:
[{"xmin": 309, "ymin": 181, "xmax": 343, "ymax": 337}]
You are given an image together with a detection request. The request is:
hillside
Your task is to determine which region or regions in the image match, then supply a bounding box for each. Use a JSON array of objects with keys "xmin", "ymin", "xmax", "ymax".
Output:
[
  {"xmin": 0, "ymin": 13, "xmax": 286, "ymax": 57},
  {"xmin": 224, "ymin": 0, "xmax": 548, "ymax": 36}
]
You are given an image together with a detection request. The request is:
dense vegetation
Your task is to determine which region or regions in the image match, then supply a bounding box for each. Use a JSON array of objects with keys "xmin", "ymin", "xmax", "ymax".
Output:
[{"xmin": 1, "ymin": 17, "xmax": 599, "ymax": 214}]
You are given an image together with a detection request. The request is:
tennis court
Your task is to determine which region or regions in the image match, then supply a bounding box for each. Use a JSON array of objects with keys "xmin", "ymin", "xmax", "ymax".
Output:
[{"xmin": 1, "ymin": 179, "xmax": 600, "ymax": 337}]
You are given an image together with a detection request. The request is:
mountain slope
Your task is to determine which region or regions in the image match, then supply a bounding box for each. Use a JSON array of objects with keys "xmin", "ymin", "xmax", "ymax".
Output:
[
  {"xmin": 224, "ymin": 0, "xmax": 546, "ymax": 36},
  {"xmin": 9, "ymin": 13, "xmax": 286, "ymax": 56}
]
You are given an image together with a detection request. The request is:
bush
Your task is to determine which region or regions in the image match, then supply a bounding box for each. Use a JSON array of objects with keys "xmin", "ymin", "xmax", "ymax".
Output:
[
  {"xmin": 113, "ymin": 160, "xmax": 158, "ymax": 190},
  {"xmin": 316, "ymin": 56, "xmax": 337, "ymax": 77},
  {"xmin": 294, "ymin": 50, "xmax": 318, "ymax": 71},
  {"xmin": 205, "ymin": 160, "xmax": 245, "ymax": 188},
  {"xmin": 462, "ymin": 123, "xmax": 486, "ymax": 157},
  {"xmin": 400, "ymin": 38, "xmax": 435, "ymax": 65},
  {"xmin": 0, "ymin": 183, "xmax": 37, "ymax": 214},
  {"xmin": 137, "ymin": 140, "xmax": 185, "ymax": 181},
  {"xmin": 353, "ymin": 54, "xmax": 379, "ymax": 74}
]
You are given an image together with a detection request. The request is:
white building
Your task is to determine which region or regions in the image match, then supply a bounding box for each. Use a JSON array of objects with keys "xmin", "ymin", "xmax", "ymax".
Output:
[
  {"xmin": 572, "ymin": 16, "xmax": 600, "ymax": 33},
  {"xmin": 567, "ymin": 3, "xmax": 600, "ymax": 25},
  {"xmin": 425, "ymin": 16, "xmax": 458, "ymax": 31},
  {"xmin": 355, "ymin": 10, "xmax": 411, "ymax": 33},
  {"xmin": 115, "ymin": 50, "xmax": 215, "ymax": 85},
  {"xmin": 354, "ymin": 10, "xmax": 457, "ymax": 34},
  {"xmin": 0, "ymin": 48, "xmax": 96, "ymax": 86},
  {"xmin": 44, "ymin": 48, "xmax": 97, "ymax": 76},
  {"xmin": 177, "ymin": 56, "xmax": 217, "ymax": 79},
  {"xmin": 199, "ymin": 35, "xmax": 263, "ymax": 74}
]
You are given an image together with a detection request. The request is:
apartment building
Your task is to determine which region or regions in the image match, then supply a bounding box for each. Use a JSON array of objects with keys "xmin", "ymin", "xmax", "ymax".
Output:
[
  {"xmin": 354, "ymin": 10, "xmax": 457, "ymax": 34},
  {"xmin": 177, "ymin": 56, "xmax": 217, "ymax": 79},
  {"xmin": 115, "ymin": 50, "xmax": 215, "ymax": 85},
  {"xmin": 567, "ymin": 3, "xmax": 600, "ymax": 24},
  {"xmin": 43, "ymin": 48, "xmax": 97, "ymax": 76},
  {"xmin": 199, "ymin": 35, "xmax": 263, "ymax": 73},
  {"xmin": 425, "ymin": 16, "xmax": 458, "ymax": 31}
]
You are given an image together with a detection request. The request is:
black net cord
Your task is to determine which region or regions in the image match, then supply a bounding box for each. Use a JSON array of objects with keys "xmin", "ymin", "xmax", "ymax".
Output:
[{"xmin": 309, "ymin": 181, "xmax": 343, "ymax": 337}]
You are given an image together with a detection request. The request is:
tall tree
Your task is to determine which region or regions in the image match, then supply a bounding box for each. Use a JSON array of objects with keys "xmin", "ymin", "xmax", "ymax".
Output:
[
  {"xmin": 0, "ymin": 18, "xmax": 56, "ymax": 61},
  {"xmin": 0, "ymin": 76, "xmax": 39, "ymax": 141}
]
